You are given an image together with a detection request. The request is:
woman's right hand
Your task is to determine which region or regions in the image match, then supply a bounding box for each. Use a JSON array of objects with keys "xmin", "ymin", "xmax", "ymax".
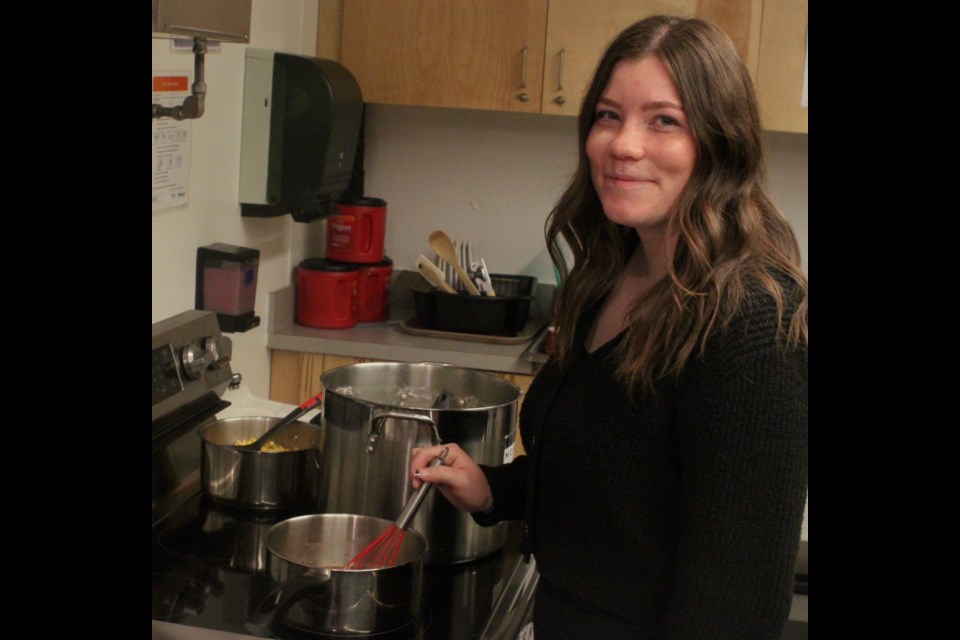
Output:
[{"xmin": 410, "ymin": 443, "xmax": 493, "ymax": 513}]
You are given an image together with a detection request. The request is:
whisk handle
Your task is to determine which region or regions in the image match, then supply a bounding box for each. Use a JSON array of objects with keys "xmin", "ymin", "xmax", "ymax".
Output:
[{"xmin": 397, "ymin": 447, "xmax": 449, "ymax": 530}]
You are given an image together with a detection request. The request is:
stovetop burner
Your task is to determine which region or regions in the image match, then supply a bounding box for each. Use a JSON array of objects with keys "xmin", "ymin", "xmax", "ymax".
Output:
[
  {"xmin": 152, "ymin": 572, "xmax": 212, "ymax": 622},
  {"xmin": 257, "ymin": 594, "xmax": 432, "ymax": 640},
  {"xmin": 157, "ymin": 494, "xmax": 315, "ymax": 570}
]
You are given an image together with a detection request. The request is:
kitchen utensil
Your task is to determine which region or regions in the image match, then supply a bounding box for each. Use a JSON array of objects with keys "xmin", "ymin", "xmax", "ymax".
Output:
[
  {"xmin": 459, "ymin": 241, "xmax": 469, "ymax": 290},
  {"xmin": 416, "ymin": 254, "xmax": 457, "ymax": 293},
  {"xmin": 458, "ymin": 240, "xmax": 479, "ymax": 292},
  {"xmin": 455, "ymin": 240, "xmax": 465, "ymax": 291},
  {"xmin": 234, "ymin": 391, "xmax": 324, "ymax": 451},
  {"xmin": 199, "ymin": 416, "xmax": 323, "ymax": 509},
  {"xmin": 433, "ymin": 390, "xmax": 452, "ymax": 409},
  {"xmin": 438, "ymin": 240, "xmax": 464, "ymax": 290},
  {"xmin": 245, "ymin": 513, "xmax": 427, "ymax": 637},
  {"xmin": 471, "ymin": 258, "xmax": 496, "ymax": 296},
  {"xmin": 345, "ymin": 447, "xmax": 450, "ymax": 570},
  {"xmin": 429, "ymin": 230, "xmax": 481, "ymax": 296},
  {"xmin": 432, "ymin": 253, "xmax": 448, "ymax": 287},
  {"xmin": 319, "ymin": 361, "xmax": 519, "ymax": 563}
]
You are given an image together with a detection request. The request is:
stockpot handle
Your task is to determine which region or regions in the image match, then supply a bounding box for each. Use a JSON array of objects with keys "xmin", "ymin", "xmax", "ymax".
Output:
[
  {"xmin": 245, "ymin": 569, "xmax": 332, "ymax": 637},
  {"xmin": 368, "ymin": 410, "xmax": 441, "ymax": 454}
]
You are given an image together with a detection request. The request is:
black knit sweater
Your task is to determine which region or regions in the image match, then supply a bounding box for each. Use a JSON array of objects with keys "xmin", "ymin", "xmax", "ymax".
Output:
[{"xmin": 475, "ymin": 285, "xmax": 808, "ymax": 639}]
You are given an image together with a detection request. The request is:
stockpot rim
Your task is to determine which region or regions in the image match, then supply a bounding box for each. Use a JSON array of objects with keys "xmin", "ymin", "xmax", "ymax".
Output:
[{"xmin": 319, "ymin": 361, "xmax": 522, "ymax": 411}]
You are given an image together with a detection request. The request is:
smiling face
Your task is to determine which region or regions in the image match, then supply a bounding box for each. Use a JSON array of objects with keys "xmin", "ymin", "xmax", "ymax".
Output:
[{"xmin": 585, "ymin": 55, "xmax": 697, "ymax": 236}]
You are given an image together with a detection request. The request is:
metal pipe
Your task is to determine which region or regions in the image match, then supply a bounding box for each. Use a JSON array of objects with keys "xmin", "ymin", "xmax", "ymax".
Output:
[{"xmin": 152, "ymin": 37, "xmax": 207, "ymax": 120}]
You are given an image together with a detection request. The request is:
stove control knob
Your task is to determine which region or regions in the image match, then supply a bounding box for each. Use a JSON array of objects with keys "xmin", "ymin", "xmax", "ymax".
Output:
[
  {"xmin": 205, "ymin": 335, "xmax": 232, "ymax": 369},
  {"xmin": 181, "ymin": 342, "xmax": 214, "ymax": 380}
]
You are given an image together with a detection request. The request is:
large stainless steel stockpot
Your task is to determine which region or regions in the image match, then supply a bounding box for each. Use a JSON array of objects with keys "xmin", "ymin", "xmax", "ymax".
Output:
[
  {"xmin": 245, "ymin": 513, "xmax": 426, "ymax": 637},
  {"xmin": 319, "ymin": 362, "xmax": 521, "ymax": 564},
  {"xmin": 199, "ymin": 416, "xmax": 322, "ymax": 509}
]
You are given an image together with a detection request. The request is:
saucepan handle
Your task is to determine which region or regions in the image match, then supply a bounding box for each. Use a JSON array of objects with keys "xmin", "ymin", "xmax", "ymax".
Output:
[
  {"xmin": 245, "ymin": 570, "xmax": 333, "ymax": 637},
  {"xmin": 368, "ymin": 410, "xmax": 441, "ymax": 453}
]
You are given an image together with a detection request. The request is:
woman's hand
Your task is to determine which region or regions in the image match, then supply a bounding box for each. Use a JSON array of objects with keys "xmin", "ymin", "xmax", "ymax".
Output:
[{"xmin": 410, "ymin": 443, "xmax": 493, "ymax": 513}]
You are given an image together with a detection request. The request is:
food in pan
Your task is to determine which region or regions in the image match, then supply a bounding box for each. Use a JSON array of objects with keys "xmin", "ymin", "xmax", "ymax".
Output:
[{"xmin": 232, "ymin": 438, "xmax": 291, "ymax": 452}]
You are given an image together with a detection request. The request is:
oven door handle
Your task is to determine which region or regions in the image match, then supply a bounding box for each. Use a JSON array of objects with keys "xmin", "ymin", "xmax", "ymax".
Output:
[{"xmin": 245, "ymin": 569, "xmax": 332, "ymax": 637}]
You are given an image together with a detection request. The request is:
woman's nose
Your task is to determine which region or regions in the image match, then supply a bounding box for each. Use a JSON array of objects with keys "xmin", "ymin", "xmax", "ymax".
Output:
[{"xmin": 609, "ymin": 124, "xmax": 646, "ymax": 160}]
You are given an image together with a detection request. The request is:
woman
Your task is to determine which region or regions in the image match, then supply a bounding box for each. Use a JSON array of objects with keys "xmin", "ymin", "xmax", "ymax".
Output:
[{"xmin": 411, "ymin": 15, "xmax": 807, "ymax": 640}]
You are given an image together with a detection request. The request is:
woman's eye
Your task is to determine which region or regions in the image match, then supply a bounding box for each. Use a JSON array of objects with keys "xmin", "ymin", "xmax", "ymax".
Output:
[
  {"xmin": 595, "ymin": 110, "xmax": 620, "ymax": 123},
  {"xmin": 653, "ymin": 115, "xmax": 681, "ymax": 128}
]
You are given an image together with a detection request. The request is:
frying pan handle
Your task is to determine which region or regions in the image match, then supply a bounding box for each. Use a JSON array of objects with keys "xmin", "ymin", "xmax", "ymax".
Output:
[
  {"xmin": 368, "ymin": 411, "xmax": 441, "ymax": 454},
  {"xmin": 245, "ymin": 570, "xmax": 333, "ymax": 637}
]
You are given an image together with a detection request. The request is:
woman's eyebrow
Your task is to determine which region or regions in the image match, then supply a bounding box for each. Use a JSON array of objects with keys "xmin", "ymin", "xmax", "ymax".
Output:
[
  {"xmin": 596, "ymin": 96, "xmax": 685, "ymax": 111},
  {"xmin": 596, "ymin": 96, "xmax": 622, "ymax": 110}
]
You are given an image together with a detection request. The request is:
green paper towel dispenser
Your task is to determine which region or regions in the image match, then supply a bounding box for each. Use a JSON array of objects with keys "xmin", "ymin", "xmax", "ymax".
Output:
[{"xmin": 239, "ymin": 48, "xmax": 363, "ymax": 222}]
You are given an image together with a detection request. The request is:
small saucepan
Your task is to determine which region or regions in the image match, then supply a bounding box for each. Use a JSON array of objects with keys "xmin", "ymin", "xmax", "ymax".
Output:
[
  {"xmin": 199, "ymin": 416, "xmax": 323, "ymax": 510},
  {"xmin": 245, "ymin": 513, "xmax": 427, "ymax": 637}
]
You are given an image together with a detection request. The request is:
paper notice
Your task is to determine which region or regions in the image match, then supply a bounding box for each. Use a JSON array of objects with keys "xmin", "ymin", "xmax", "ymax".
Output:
[{"xmin": 152, "ymin": 70, "xmax": 192, "ymax": 212}]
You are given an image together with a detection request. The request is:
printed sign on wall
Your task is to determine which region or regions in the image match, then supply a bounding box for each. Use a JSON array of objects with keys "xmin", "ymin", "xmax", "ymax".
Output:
[{"xmin": 152, "ymin": 70, "xmax": 192, "ymax": 212}]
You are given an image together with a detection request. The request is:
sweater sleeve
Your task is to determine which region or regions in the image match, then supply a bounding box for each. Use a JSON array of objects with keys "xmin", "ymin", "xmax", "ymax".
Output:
[
  {"xmin": 470, "ymin": 456, "xmax": 529, "ymax": 526},
  {"xmin": 663, "ymin": 300, "xmax": 808, "ymax": 639}
]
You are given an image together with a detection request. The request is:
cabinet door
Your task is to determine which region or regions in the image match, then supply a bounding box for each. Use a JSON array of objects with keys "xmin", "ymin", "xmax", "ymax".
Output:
[
  {"xmin": 341, "ymin": 0, "xmax": 548, "ymax": 113},
  {"xmin": 541, "ymin": 0, "xmax": 762, "ymax": 116},
  {"xmin": 269, "ymin": 350, "xmax": 371, "ymax": 405},
  {"xmin": 755, "ymin": 0, "xmax": 808, "ymax": 133}
]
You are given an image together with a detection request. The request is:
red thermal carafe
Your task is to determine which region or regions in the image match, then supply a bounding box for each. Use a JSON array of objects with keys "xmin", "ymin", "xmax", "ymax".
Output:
[
  {"xmin": 325, "ymin": 197, "xmax": 387, "ymax": 263},
  {"xmin": 296, "ymin": 259, "xmax": 359, "ymax": 329}
]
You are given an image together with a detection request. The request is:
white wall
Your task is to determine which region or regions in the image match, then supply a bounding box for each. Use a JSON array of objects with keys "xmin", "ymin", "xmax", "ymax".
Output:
[{"xmin": 152, "ymin": 0, "xmax": 322, "ymax": 397}]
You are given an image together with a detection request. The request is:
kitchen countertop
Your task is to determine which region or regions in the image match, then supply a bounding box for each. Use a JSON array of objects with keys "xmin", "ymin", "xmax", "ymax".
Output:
[{"xmin": 266, "ymin": 270, "xmax": 554, "ymax": 375}]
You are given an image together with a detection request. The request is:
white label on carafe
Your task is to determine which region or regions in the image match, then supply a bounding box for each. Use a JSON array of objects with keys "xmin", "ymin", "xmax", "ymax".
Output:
[{"xmin": 503, "ymin": 441, "xmax": 515, "ymax": 464}]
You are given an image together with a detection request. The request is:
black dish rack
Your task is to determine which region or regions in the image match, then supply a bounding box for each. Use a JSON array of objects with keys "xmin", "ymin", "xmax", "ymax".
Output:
[{"xmin": 412, "ymin": 274, "xmax": 536, "ymax": 336}]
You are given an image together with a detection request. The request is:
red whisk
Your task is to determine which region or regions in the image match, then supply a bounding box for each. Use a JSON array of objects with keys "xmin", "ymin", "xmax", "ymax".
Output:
[{"xmin": 344, "ymin": 447, "xmax": 449, "ymax": 570}]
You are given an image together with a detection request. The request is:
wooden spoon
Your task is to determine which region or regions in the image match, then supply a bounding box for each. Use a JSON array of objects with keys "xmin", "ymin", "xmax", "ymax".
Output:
[
  {"xmin": 415, "ymin": 254, "xmax": 457, "ymax": 293},
  {"xmin": 429, "ymin": 231, "xmax": 481, "ymax": 296}
]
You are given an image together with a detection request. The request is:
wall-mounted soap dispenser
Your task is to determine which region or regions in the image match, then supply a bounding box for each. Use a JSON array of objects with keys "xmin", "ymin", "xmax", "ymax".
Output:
[{"xmin": 196, "ymin": 243, "xmax": 261, "ymax": 333}]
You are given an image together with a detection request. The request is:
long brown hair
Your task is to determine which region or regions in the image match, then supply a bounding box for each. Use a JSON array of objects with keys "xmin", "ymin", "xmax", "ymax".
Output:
[{"xmin": 546, "ymin": 15, "xmax": 808, "ymax": 397}]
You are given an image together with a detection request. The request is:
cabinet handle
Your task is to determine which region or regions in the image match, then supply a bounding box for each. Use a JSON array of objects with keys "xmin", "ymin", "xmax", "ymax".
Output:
[
  {"xmin": 520, "ymin": 46, "xmax": 528, "ymax": 88},
  {"xmin": 556, "ymin": 49, "xmax": 564, "ymax": 91}
]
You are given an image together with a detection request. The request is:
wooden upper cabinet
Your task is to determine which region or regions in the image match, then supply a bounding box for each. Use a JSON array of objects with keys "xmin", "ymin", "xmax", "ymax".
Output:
[
  {"xmin": 335, "ymin": 0, "xmax": 805, "ymax": 133},
  {"xmin": 541, "ymin": 0, "xmax": 762, "ymax": 116},
  {"xmin": 755, "ymin": 0, "xmax": 808, "ymax": 133},
  {"xmin": 341, "ymin": 0, "xmax": 549, "ymax": 113}
]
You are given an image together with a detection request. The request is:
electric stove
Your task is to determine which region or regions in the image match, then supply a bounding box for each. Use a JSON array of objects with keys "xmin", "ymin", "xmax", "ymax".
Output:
[{"xmin": 151, "ymin": 310, "xmax": 537, "ymax": 640}]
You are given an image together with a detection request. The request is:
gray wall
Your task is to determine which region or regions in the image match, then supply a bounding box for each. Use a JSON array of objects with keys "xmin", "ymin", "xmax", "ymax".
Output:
[{"xmin": 363, "ymin": 104, "xmax": 808, "ymax": 283}]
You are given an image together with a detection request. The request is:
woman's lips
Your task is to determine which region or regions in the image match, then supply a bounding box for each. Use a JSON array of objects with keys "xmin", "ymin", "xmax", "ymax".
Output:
[{"xmin": 607, "ymin": 173, "xmax": 655, "ymax": 187}]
